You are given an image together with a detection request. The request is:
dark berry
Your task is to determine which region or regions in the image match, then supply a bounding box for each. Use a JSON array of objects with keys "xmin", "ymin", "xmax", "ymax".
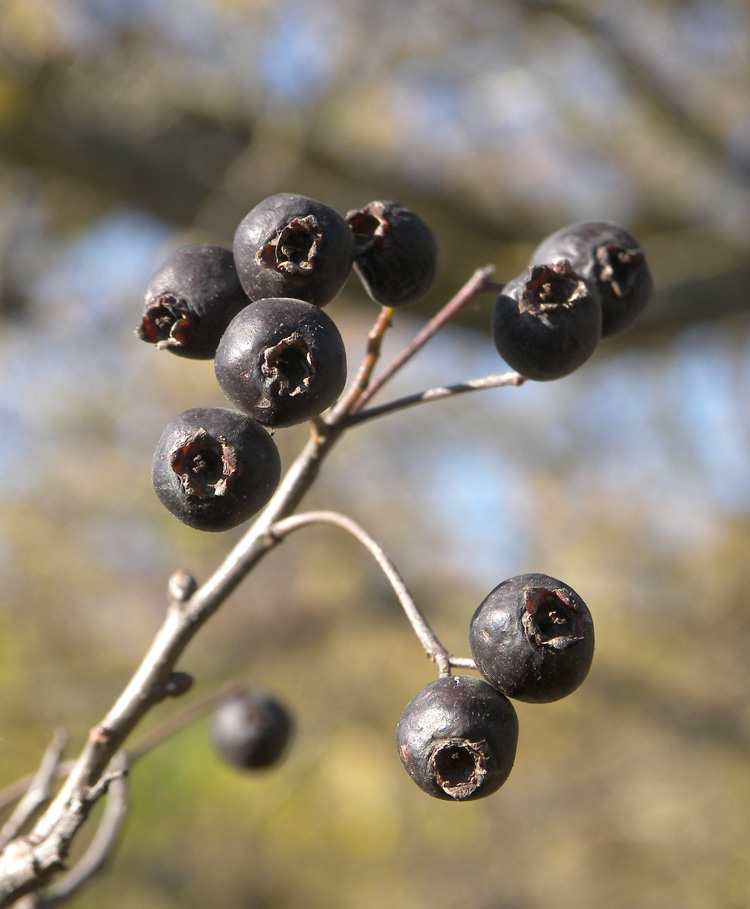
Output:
[
  {"xmin": 152, "ymin": 407, "xmax": 281, "ymax": 532},
  {"xmin": 346, "ymin": 200, "xmax": 440, "ymax": 306},
  {"xmin": 136, "ymin": 244, "xmax": 250, "ymax": 359},
  {"xmin": 469, "ymin": 573, "xmax": 594, "ymax": 703},
  {"xmin": 214, "ymin": 298, "xmax": 347, "ymax": 427},
  {"xmin": 396, "ymin": 675, "xmax": 518, "ymax": 801},
  {"xmin": 233, "ymin": 193, "xmax": 354, "ymax": 307},
  {"xmin": 491, "ymin": 260, "xmax": 602, "ymax": 381},
  {"xmin": 529, "ymin": 220, "xmax": 652, "ymax": 338},
  {"xmin": 210, "ymin": 689, "xmax": 293, "ymax": 770}
]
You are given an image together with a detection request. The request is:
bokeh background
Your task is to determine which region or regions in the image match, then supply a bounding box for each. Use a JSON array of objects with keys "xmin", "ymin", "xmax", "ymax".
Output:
[{"xmin": 1, "ymin": 1, "xmax": 750, "ymax": 907}]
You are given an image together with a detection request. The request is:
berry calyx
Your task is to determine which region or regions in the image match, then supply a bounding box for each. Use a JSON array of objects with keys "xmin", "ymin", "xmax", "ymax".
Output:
[
  {"xmin": 214, "ymin": 298, "xmax": 347, "ymax": 427},
  {"xmin": 396, "ymin": 675, "xmax": 518, "ymax": 801},
  {"xmin": 469, "ymin": 573, "xmax": 595, "ymax": 703},
  {"xmin": 346, "ymin": 200, "xmax": 440, "ymax": 306},
  {"xmin": 491, "ymin": 260, "xmax": 602, "ymax": 381},
  {"xmin": 529, "ymin": 220, "xmax": 652, "ymax": 337},
  {"xmin": 152, "ymin": 407, "xmax": 281, "ymax": 532},
  {"xmin": 233, "ymin": 193, "xmax": 354, "ymax": 307},
  {"xmin": 136, "ymin": 244, "xmax": 249, "ymax": 359}
]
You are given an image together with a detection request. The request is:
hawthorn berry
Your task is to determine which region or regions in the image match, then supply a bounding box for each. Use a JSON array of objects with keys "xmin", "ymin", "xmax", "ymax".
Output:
[
  {"xmin": 152, "ymin": 407, "xmax": 281, "ymax": 532},
  {"xmin": 529, "ymin": 220, "xmax": 652, "ymax": 338},
  {"xmin": 136, "ymin": 244, "xmax": 249, "ymax": 359},
  {"xmin": 214, "ymin": 297, "xmax": 347, "ymax": 427},
  {"xmin": 346, "ymin": 200, "xmax": 440, "ymax": 306},
  {"xmin": 491, "ymin": 260, "xmax": 602, "ymax": 381},
  {"xmin": 469, "ymin": 573, "xmax": 594, "ymax": 703},
  {"xmin": 233, "ymin": 193, "xmax": 354, "ymax": 307},
  {"xmin": 210, "ymin": 689, "xmax": 293, "ymax": 770},
  {"xmin": 396, "ymin": 675, "xmax": 518, "ymax": 801}
]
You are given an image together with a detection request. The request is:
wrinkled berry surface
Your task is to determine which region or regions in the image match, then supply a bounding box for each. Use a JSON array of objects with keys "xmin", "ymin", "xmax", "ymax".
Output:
[
  {"xmin": 233, "ymin": 193, "xmax": 354, "ymax": 307},
  {"xmin": 215, "ymin": 297, "xmax": 347, "ymax": 427},
  {"xmin": 491, "ymin": 261, "xmax": 602, "ymax": 381},
  {"xmin": 152, "ymin": 407, "xmax": 281, "ymax": 531},
  {"xmin": 469, "ymin": 573, "xmax": 595, "ymax": 703},
  {"xmin": 136, "ymin": 244, "xmax": 249, "ymax": 359},
  {"xmin": 346, "ymin": 200, "xmax": 440, "ymax": 306},
  {"xmin": 211, "ymin": 689, "xmax": 293, "ymax": 770},
  {"xmin": 396, "ymin": 675, "xmax": 518, "ymax": 801},
  {"xmin": 529, "ymin": 220, "xmax": 652, "ymax": 338}
]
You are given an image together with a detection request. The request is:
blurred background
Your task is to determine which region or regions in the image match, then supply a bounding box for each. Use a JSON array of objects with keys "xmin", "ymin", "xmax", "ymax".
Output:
[{"xmin": 1, "ymin": 0, "xmax": 749, "ymax": 906}]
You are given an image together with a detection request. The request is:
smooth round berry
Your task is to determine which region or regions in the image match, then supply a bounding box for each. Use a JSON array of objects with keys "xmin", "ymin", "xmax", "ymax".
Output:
[
  {"xmin": 346, "ymin": 200, "xmax": 440, "ymax": 306},
  {"xmin": 136, "ymin": 244, "xmax": 250, "ymax": 359},
  {"xmin": 214, "ymin": 298, "xmax": 347, "ymax": 427},
  {"xmin": 151, "ymin": 407, "xmax": 281, "ymax": 532},
  {"xmin": 469, "ymin": 573, "xmax": 594, "ymax": 703},
  {"xmin": 233, "ymin": 193, "xmax": 354, "ymax": 307},
  {"xmin": 529, "ymin": 220, "xmax": 652, "ymax": 338},
  {"xmin": 491, "ymin": 260, "xmax": 602, "ymax": 381},
  {"xmin": 396, "ymin": 675, "xmax": 518, "ymax": 801},
  {"xmin": 210, "ymin": 689, "xmax": 293, "ymax": 770}
]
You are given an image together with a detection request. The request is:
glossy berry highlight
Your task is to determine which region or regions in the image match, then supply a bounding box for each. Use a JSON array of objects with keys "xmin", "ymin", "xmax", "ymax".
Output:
[
  {"xmin": 396, "ymin": 675, "xmax": 518, "ymax": 801},
  {"xmin": 469, "ymin": 573, "xmax": 594, "ymax": 703},
  {"xmin": 136, "ymin": 244, "xmax": 249, "ymax": 359},
  {"xmin": 214, "ymin": 297, "xmax": 347, "ymax": 427},
  {"xmin": 152, "ymin": 407, "xmax": 281, "ymax": 531},
  {"xmin": 491, "ymin": 260, "xmax": 602, "ymax": 381},
  {"xmin": 346, "ymin": 200, "xmax": 440, "ymax": 306},
  {"xmin": 529, "ymin": 220, "xmax": 652, "ymax": 338},
  {"xmin": 210, "ymin": 689, "xmax": 293, "ymax": 770},
  {"xmin": 233, "ymin": 193, "xmax": 354, "ymax": 307}
]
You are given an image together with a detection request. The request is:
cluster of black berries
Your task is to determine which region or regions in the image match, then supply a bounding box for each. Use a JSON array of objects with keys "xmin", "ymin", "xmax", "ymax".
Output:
[
  {"xmin": 492, "ymin": 220, "xmax": 653, "ymax": 380},
  {"xmin": 140, "ymin": 193, "xmax": 440, "ymax": 531},
  {"xmin": 397, "ymin": 573, "xmax": 595, "ymax": 801}
]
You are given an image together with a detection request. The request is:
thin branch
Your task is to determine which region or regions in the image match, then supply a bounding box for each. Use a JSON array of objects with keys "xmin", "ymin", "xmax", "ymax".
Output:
[
  {"xmin": 270, "ymin": 510, "xmax": 475, "ymax": 677},
  {"xmin": 349, "ymin": 265, "xmax": 497, "ymax": 414},
  {"xmin": 0, "ymin": 731, "xmax": 68, "ymax": 852},
  {"xmin": 343, "ymin": 370, "xmax": 524, "ymax": 427},
  {"xmin": 36, "ymin": 755, "xmax": 129, "ymax": 909}
]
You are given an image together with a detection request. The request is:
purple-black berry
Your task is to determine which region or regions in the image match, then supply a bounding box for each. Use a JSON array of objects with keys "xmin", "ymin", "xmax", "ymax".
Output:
[{"xmin": 211, "ymin": 689, "xmax": 293, "ymax": 770}]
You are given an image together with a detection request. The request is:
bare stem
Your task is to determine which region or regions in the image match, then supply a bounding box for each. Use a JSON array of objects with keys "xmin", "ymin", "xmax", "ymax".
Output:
[
  {"xmin": 270, "ymin": 510, "xmax": 474, "ymax": 676},
  {"xmin": 344, "ymin": 370, "xmax": 524, "ymax": 427},
  {"xmin": 349, "ymin": 265, "xmax": 497, "ymax": 414}
]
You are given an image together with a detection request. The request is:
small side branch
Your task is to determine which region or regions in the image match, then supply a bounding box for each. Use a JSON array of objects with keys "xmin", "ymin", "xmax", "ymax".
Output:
[
  {"xmin": 343, "ymin": 371, "xmax": 524, "ymax": 427},
  {"xmin": 270, "ymin": 510, "xmax": 475, "ymax": 677}
]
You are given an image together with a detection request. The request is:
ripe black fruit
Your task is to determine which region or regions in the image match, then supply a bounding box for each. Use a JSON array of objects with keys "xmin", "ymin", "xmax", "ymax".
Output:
[
  {"xmin": 396, "ymin": 675, "xmax": 518, "ymax": 801},
  {"xmin": 491, "ymin": 260, "xmax": 602, "ymax": 381},
  {"xmin": 152, "ymin": 407, "xmax": 281, "ymax": 531},
  {"xmin": 529, "ymin": 220, "xmax": 652, "ymax": 338},
  {"xmin": 346, "ymin": 200, "xmax": 440, "ymax": 306},
  {"xmin": 136, "ymin": 244, "xmax": 249, "ymax": 359},
  {"xmin": 214, "ymin": 297, "xmax": 347, "ymax": 427},
  {"xmin": 233, "ymin": 193, "xmax": 354, "ymax": 307},
  {"xmin": 211, "ymin": 689, "xmax": 293, "ymax": 770},
  {"xmin": 469, "ymin": 573, "xmax": 594, "ymax": 703}
]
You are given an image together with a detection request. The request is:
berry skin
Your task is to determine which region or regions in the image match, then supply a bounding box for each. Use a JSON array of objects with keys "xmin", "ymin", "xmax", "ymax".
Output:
[
  {"xmin": 214, "ymin": 298, "xmax": 347, "ymax": 427},
  {"xmin": 469, "ymin": 573, "xmax": 594, "ymax": 704},
  {"xmin": 529, "ymin": 220, "xmax": 652, "ymax": 338},
  {"xmin": 233, "ymin": 193, "xmax": 354, "ymax": 307},
  {"xmin": 210, "ymin": 689, "xmax": 293, "ymax": 770},
  {"xmin": 346, "ymin": 200, "xmax": 440, "ymax": 306},
  {"xmin": 136, "ymin": 244, "xmax": 250, "ymax": 359},
  {"xmin": 396, "ymin": 675, "xmax": 518, "ymax": 801},
  {"xmin": 152, "ymin": 407, "xmax": 281, "ymax": 532},
  {"xmin": 491, "ymin": 260, "xmax": 602, "ymax": 381}
]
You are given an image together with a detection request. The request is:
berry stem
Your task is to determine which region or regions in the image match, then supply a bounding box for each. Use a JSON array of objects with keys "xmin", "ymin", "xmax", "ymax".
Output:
[
  {"xmin": 269, "ymin": 510, "xmax": 474, "ymax": 676},
  {"xmin": 349, "ymin": 265, "xmax": 497, "ymax": 414},
  {"xmin": 343, "ymin": 370, "xmax": 524, "ymax": 427}
]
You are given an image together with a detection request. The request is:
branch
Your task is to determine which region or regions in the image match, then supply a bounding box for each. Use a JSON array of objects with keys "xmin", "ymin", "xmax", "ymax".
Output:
[
  {"xmin": 270, "ymin": 510, "xmax": 475, "ymax": 677},
  {"xmin": 343, "ymin": 370, "xmax": 524, "ymax": 427}
]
